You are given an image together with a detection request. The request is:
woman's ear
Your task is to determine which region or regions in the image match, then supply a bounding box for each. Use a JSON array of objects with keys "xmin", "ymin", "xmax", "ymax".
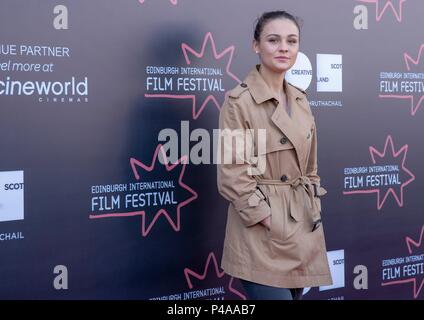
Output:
[{"xmin": 252, "ymin": 40, "xmax": 259, "ymax": 54}]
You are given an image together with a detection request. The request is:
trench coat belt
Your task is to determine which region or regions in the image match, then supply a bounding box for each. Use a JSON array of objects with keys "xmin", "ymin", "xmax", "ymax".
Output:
[{"xmin": 255, "ymin": 176, "xmax": 322, "ymax": 230}]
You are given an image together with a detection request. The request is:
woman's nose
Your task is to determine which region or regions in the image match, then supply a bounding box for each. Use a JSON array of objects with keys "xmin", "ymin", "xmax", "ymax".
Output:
[{"xmin": 279, "ymin": 42, "xmax": 289, "ymax": 52}]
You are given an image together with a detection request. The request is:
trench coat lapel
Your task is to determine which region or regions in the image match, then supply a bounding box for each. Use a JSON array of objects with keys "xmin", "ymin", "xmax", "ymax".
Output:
[
  {"xmin": 245, "ymin": 66, "xmax": 306, "ymax": 169},
  {"xmin": 270, "ymin": 79, "xmax": 307, "ymax": 174},
  {"xmin": 270, "ymin": 79, "xmax": 303, "ymax": 154}
]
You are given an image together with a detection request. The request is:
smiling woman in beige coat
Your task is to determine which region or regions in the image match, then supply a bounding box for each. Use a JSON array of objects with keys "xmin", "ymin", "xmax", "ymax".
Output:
[{"xmin": 217, "ymin": 11, "xmax": 332, "ymax": 300}]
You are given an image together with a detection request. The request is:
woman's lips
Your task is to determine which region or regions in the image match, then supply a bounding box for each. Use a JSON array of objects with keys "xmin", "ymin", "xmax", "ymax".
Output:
[{"xmin": 275, "ymin": 56, "xmax": 290, "ymax": 61}]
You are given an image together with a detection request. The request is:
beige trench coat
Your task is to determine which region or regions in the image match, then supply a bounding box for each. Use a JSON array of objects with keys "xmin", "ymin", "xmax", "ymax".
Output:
[{"xmin": 217, "ymin": 65, "xmax": 332, "ymax": 288}]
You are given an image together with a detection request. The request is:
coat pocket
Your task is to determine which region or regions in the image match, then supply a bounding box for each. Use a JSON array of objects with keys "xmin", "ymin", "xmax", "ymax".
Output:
[
  {"xmin": 268, "ymin": 193, "xmax": 301, "ymax": 243},
  {"xmin": 287, "ymin": 190, "xmax": 305, "ymax": 222}
]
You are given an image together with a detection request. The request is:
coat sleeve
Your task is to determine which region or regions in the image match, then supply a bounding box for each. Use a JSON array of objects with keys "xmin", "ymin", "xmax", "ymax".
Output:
[
  {"xmin": 217, "ymin": 96, "xmax": 271, "ymax": 227},
  {"xmin": 306, "ymin": 121, "xmax": 320, "ymax": 183},
  {"xmin": 306, "ymin": 121, "xmax": 327, "ymax": 197}
]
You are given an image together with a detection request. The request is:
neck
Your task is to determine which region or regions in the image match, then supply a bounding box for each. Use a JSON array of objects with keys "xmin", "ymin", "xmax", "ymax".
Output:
[{"xmin": 258, "ymin": 65, "xmax": 286, "ymax": 96}]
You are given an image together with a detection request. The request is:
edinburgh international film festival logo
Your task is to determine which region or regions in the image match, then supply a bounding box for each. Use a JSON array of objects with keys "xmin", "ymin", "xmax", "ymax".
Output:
[
  {"xmin": 150, "ymin": 252, "xmax": 246, "ymax": 300},
  {"xmin": 89, "ymin": 145, "xmax": 198, "ymax": 237},
  {"xmin": 342, "ymin": 135, "xmax": 415, "ymax": 210},
  {"xmin": 381, "ymin": 225, "xmax": 424, "ymax": 299},
  {"xmin": 0, "ymin": 44, "xmax": 88, "ymax": 104},
  {"xmin": 144, "ymin": 32, "xmax": 240, "ymax": 119},
  {"xmin": 379, "ymin": 44, "xmax": 424, "ymax": 116}
]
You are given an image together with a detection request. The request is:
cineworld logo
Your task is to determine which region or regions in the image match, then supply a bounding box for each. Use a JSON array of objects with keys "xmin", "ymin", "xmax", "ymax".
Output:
[
  {"xmin": 0, "ymin": 76, "xmax": 88, "ymax": 102},
  {"xmin": 0, "ymin": 170, "xmax": 24, "ymax": 222}
]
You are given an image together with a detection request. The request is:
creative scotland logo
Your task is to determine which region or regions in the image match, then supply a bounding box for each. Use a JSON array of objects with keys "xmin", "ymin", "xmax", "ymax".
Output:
[{"xmin": 286, "ymin": 52, "xmax": 343, "ymax": 107}]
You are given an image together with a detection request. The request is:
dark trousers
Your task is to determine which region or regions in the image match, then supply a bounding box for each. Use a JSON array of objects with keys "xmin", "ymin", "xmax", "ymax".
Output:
[{"xmin": 240, "ymin": 279, "xmax": 303, "ymax": 300}]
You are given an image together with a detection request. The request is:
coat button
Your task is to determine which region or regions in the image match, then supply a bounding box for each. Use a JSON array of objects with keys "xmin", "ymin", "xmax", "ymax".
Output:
[
  {"xmin": 280, "ymin": 175, "xmax": 288, "ymax": 182},
  {"xmin": 280, "ymin": 136, "xmax": 288, "ymax": 144},
  {"xmin": 240, "ymin": 83, "xmax": 248, "ymax": 88}
]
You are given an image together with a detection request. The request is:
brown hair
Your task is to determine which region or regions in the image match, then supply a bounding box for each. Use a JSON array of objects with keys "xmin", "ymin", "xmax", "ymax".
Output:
[{"xmin": 254, "ymin": 10, "xmax": 302, "ymax": 41}]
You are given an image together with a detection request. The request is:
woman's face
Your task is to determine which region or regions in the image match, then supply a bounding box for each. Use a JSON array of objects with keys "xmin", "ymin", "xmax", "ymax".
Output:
[{"xmin": 253, "ymin": 18, "xmax": 299, "ymax": 74}]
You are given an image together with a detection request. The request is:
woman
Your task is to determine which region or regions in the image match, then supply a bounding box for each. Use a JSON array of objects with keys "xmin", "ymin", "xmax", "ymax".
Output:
[{"xmin": 217, "ymin": 11, "xmax": 332, "ymax": 300}]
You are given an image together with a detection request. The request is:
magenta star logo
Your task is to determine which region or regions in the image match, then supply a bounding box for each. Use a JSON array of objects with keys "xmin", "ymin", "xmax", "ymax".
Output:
[
  {"xmin": 89, "ymin": 144, "xmax": 198, "ymax": 237},
  {"xmin": 382, "ymin": 225, "xmax": 424, "ymax": 299},
  {"xmin": 379, "ymin": 44, "xmax": 424, "ymax": 116},
  {"xmin": 357, "ymin": 0, "xmax": 406, "ymax": 22},
  {"xmin": 343, "ymin": 135, "xmax": 415, "ymax": 210},
  {"xmin": 184, "ymin": 252, "xmax": 246, "ymax": 300},
  {"xmin": 139, "ymin": 0, "xmax": 178, "ymax": 5},
  {"xmin": 145, "ymin": 32, "xmax": 240, "ymax": 119}
]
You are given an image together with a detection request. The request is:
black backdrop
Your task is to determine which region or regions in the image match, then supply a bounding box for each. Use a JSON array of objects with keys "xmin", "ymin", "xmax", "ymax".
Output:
[{"xmin": 1, "ymin": 0, "xmax": 423, "ymax": 300}]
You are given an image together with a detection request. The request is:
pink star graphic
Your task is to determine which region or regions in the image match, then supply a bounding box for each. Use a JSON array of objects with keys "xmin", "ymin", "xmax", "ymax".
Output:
[
  {"xmin": 145, "ymin": 32, "xmax": 240, "ymax": 119},
  {"xmin": 368, "ymin": 135, "xmax": 415, "ymax": 209},
  {"xmin": 139, "ymin": 0, "xmax": 178, "ymax": 5},
  {"xmin": 184, "ymin": 252, "xmax": 246, "ymax": 300},
  {"xmin": 380, "ymin": 44, "xmax": 424, "ymax": 116},
  {"xmin": 382, "ymin": 225, "xmax": 424, "ymax": 299},
  {"xmin": 343, "ymin": 135, "xmax": 415, "ymax": 210},
  {"xmin": 404, "ymin": 44, "xmax": 424, "ymax": 71},
  {"xmin": 89, "ymin": 144, "xmax": 198, "ymax": 237},
  {"xmin": 357, "ymin": 0, "xmax": 406, "ymax": 22}
]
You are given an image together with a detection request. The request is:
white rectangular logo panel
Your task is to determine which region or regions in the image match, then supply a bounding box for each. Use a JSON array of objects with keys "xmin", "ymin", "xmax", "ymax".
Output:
[
  {"xmin": 320, "ymin": 249, "xmax": 345, "ymax": 291},
  {"xmin": 317, "ymin": 54, "xmax": 343, "ymax": 92},
  {"xmin": 0, "ymin": 171, "xmax": 24, "ymax": 222}
]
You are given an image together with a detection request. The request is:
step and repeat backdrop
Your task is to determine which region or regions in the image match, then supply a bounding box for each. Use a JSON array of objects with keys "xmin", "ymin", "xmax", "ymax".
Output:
[{"xmin": 1, "ymin": 0, "xmax": 423, "ymax": 300}]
